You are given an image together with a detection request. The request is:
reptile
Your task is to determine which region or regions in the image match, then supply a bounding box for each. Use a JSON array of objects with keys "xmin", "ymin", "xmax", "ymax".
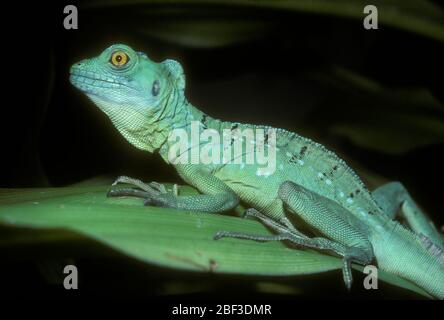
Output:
[{"xmin": 70, "ymin": 44, "xmax": 444, "ymax": 298}]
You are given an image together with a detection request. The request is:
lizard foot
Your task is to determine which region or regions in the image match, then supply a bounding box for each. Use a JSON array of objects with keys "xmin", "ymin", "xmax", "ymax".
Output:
[
  {"xmin": 110, "ymin": 175, "xmax": 178, "ymax": 195},
  {"xmin": 107, "ymin": 185, "xmax": 177, "ymax": 209},
  {"xmin": 107, "ymin": 176, "xmax": 179, "ymax": 207}
]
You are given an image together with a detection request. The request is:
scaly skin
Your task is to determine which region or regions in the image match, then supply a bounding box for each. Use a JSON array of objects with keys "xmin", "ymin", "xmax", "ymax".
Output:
[{"xmin": 70, "ymin": 44, "xmax": 444, "ymax": 298}]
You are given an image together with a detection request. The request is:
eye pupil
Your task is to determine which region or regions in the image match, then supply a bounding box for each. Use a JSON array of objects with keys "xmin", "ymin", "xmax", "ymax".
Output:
[{"xmin": 110, "ymin": 51, "xmax": 129, "ymax": 67}]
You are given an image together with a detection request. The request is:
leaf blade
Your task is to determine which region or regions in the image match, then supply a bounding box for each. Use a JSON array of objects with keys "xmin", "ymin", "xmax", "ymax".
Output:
[{"xmin": 0, "ymin": 185, "xmax": 431, "ymax": 297}]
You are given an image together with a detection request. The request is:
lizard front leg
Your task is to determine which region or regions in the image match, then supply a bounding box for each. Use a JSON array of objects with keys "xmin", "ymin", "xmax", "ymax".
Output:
[{"xmin": 108, "ymin": 165, "xmax": 239, "ymax": 213}]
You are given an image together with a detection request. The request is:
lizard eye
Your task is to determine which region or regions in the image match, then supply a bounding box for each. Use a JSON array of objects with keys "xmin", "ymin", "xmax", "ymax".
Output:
[{"xmin": 110, "ymin": 51, "xmax": 129, "ymax": 67}]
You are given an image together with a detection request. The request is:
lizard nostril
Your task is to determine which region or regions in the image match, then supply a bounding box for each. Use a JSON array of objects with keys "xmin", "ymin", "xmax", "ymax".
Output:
[{"xmin": 75, "ymin": 59, "xmax": 89, "ymax": 67}]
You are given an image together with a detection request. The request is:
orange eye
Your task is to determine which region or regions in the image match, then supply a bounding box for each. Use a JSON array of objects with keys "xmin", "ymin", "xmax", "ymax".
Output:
[{"xmin": 110, "ymin": 51, "xmax": 129, "ymax": 67}]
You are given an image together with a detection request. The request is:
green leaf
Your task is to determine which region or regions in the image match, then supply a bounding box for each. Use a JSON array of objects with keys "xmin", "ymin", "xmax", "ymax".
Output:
[
  {"xmin": 0, "ymin": 184, "xmax": 431, "ymax": 298},
  {"xmin": 307, "ymin": 67, "xmax": 444, "ymax": 154}
]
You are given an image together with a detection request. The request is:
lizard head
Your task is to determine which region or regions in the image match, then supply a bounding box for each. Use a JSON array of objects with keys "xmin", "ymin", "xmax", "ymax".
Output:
[{"xmin": 70, "ymin": 43, "xmax": 186, "ymax": 152}]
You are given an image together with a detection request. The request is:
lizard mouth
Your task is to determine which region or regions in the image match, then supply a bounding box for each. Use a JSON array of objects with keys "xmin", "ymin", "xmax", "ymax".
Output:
[
  {"xmin": 71, "ymin": 73, "xmax": 118, "ymax": 85},
  {"xmin": 69, "ymin": 70, "xmax": 121, "ymax": 94},
  {"xmin": 69, "ymin": 70, "xmax": 140, "ymax": 106}
]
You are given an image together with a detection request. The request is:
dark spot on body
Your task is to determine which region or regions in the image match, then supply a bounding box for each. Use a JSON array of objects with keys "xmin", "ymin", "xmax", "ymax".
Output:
[
  {"xmin": 328, "ymin": 165, "xmax": 339, "ymax": 177},
  {"xmin": 201, "ymin": 114, "xmax": 208, "ymax": 129},
  {"xmin": 152, "ymin": 80, "xmax": 160, "ymax": 96},
  {"xmin": 300, "ymin": 146, "xmax": 307, "ymax": 157}
]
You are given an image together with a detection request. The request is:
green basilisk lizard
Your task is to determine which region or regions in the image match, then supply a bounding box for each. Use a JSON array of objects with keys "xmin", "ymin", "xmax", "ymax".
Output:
[{"xmin": 70, "ymin": 44, "xmax": 444, "ymax": 298}]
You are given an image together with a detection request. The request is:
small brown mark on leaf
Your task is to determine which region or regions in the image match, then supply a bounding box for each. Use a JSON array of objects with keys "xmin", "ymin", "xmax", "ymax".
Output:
[
  {"xmin": 209, "ymin": 259, "xmax": 218, "ymax": 272},
  {"xmin": 165, "ymin": 253, "xmax": 208, "ymax": 271}
]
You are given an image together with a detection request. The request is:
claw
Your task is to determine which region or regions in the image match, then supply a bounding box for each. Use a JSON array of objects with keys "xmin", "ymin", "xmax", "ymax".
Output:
[
  {"xmin": 149, "ymin": 181, "xmax": 167, "ymax": 194},
  {"xmin": 245, "ymin": 208, "xmax": 260, "ymax": 218},
  {"xmin": 110, "ymin": 175, "xmax": 165, "ymax": 195},
  {"xmin": 106, "ymin": 187, "xmax": 151, "ymax": 199},
  {"xmin": 111, "ymin": 175, "xmax": 130, "ymax": 186},
  {"xmin": 213, "ymin": 231, "xmax": 228, "ymax": 240}
]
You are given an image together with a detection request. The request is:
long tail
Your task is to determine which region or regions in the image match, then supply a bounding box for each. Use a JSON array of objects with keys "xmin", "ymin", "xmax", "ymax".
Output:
[{"xmin": 371, "ymin": 218, "xmax": 444, "ymax": 299}]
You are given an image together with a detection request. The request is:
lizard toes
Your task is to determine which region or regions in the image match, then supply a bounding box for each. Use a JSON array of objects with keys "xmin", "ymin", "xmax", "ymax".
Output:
[
  {"xmin": 213, "ymin": 231, "xmax": 228, "ymax": 240},
  {"xmin": 149, "ymin": 181, "xmax": 167, "ymax": 194},
  {"xmin": 111, "ymin": 175, "xmax": 130, "ymax": 186},
  {"xmin": 106, "ymin": 189, "xmax": 119, "ymax": 197}
]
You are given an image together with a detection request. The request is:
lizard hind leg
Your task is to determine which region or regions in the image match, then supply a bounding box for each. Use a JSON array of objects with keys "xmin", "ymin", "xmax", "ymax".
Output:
[
  {"xmin": 372, "ymin": 181, "xmax": 443, "ymax": 250},
  {"xmin": 214, "ymin": 206, "xmax": 370, "ymax": 290},
  {"xmin": 214, "ymin": 222, "xmax": 357, "ymax": 290},
  {"xmin": 213, "ymin": 208, "xmax": 310, "ymax": 247},
  {"xmin": 243, "ymin": 208, "xmax": 309, "ymax": 239},
  {"xmin": 277, "ymin": 181, "xmax": 374, "ymax": 290}
]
